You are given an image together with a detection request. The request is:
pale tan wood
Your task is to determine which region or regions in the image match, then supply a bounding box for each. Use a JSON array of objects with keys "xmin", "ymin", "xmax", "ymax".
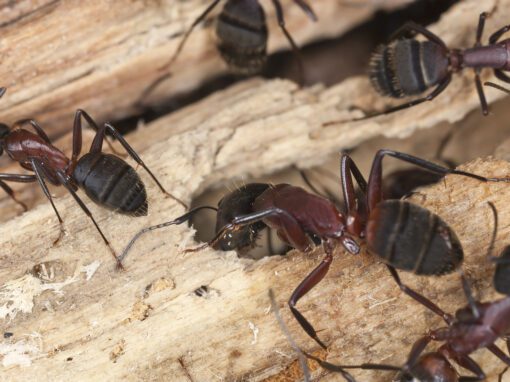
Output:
[
  {"xmin": 1, "ymin": 86, "xmax": 510, "ymax": 381},
  {"xmin": 2, "ymin": 129, "xmax": 510, "ymax": 381},
  {"xmin": 0, "ymin": 0, "xmax": 411, "ymax": 137},
  {"xmin": 2, "ymin": 1, "xmax": 510, "ymax": 381}
]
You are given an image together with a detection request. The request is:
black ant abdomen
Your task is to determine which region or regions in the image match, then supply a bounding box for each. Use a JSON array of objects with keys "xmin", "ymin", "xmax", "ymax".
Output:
[
  {"xmin": 216, "ymin": 0, "xmax": 269, "ymax": 75},
  {"xmin": 366, "ymin": 200, "xmax": 463, "ymax": 275},
  {"xmin": 73, "ymin": 153, "xmax": 148, "ymax": 217},
  {"xmin": 370, "ymin": 39, "xmax": 448, "ymax": 98}
]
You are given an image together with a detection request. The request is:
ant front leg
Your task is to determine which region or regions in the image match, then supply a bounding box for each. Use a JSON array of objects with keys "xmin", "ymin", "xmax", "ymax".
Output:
[
  {"xmin": 0, "ymin": 174, "xmax": 37, "ymax": 211},
  {"xmin": 90, "ymin": 122, "xmax": 187, "ymax": 209},
  {"xmin": 339, "ymin": 153, "xmax": 368, "ymax": 236}
]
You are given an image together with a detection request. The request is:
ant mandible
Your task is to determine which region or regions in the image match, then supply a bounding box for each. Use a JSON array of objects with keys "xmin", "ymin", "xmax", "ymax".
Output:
[{"xmin": 0, "ymin": 88, "xmax": 186, "ymax": 268}]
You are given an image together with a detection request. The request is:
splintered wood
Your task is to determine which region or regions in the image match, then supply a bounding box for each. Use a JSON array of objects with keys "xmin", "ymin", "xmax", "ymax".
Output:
[
  {"xmin": 0, "ymin": 0, "xmax": 411, "ymax": 137},
  {"xmin": 1, "ymin": 0, "xmax": 510, "ymax": 381}
]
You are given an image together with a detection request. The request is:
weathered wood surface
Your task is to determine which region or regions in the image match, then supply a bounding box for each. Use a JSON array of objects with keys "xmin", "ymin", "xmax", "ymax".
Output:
[
  {"xmin": 2, "ymin": 0, "xmax": 510, "ymax": 221},
  {"xmin": 2, "ymin": 128, "xmax": 510, "ymax": 381},
  {"xmin": 1, "ymin": 0, "xmax": 510, "ymax": 381},
  {"xmin": 0, "ymin": 0, "xmax": 412, "ymax": 137}
]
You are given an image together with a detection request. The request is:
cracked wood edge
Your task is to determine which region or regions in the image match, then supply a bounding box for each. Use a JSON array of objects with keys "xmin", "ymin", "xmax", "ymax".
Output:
[{"xmin": 0, "ymin": 0, "xmax": 411, "ymax": 137}]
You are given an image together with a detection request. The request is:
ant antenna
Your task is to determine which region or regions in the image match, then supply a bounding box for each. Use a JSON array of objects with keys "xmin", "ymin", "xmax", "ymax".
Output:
[
  {"xmin": 485, "ymin": 81, "xmax": 510, "ymax": 94},
  {"xmin": 119, "ymin": 205, "xmax": 218, "ymax": 263}
]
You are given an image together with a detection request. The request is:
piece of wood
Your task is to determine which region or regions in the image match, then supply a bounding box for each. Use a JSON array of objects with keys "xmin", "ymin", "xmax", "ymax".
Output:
[
  {"xmin": 0, "ymin": 0, "xmax": 412, "ymax": 137},
  {"xmin": 2, "ymin": 1, "xmax": 510, "ymax": 380},
  {"xmin": 1, "ymin": 134, "xmax": 510, "ymax": 381}
]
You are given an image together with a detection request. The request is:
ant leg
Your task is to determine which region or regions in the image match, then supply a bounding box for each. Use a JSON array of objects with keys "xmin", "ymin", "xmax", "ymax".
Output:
[
  {"xmin": 271, "ymin": 0, "xmax": 306, "ymax": 85},
  {"xmin": 54, "ymin": 170, "xmax": 124, "ymax": 269},
  {"xmin": 12, "ymin": 119, "xmax": 51, "ymax": 144},
  {"xmin": 499, "ymin": 367, "xmax": 509, "ymax": 382},
  {"xmin": 71, "ymin": 109, "xmax": 123, "ymax": 164},
  {"xmin": 0, "ymin": 174, "xmax": 37, "ymax": 211},
  {"xmin": 402, "ymin": 335, "xmax": 433, "ymax": 375},
  {"xmin": 159, "ymin": 0, "xmax": 221, "ymax": 71},
  {"xmin": 485, "ymin": 81, "xmax": 510, "ymax": 94},
  {"xmin": 289, "ymin": 250, "xmax": 332, "ymax": 349},
  {"xmin": 386, "ymin": 266, "xmax": 454, "ymax": 324},
  {"xmin": 118, "ymin": 206, "xmax": 218, "ymax": 263},
  {"xmin": 389, "ymin": 22, "xmax": 447, "ymax": 50},
  {"xmin": 457, "ymin": 268, "xmax": 480, "ymax": 319},
  {"xmin": 494, "ymin": 70, "xmax": 510, "ymax": 84},
  {"xmin": 444, "ymin": 352, "xmax": 486, "ymax": 381},
  {"xmin": 292, "ymin": 0, "xmax": 317, "ymax": 21},
  {"xmin": 366, "ymin": 149, "xmax": 510, "ymax": 212},
  {"xmin": 92, "ymin": 122, "xmax": 187, "ymax": 208},
  {"xmin": 474, "ymin": 69, "xmax": 489, "ymax": 115},
  {"xmin": 30, "ymin": 160, "xmax": 66, "ymax": 244},
  {"xmin": 325, "ymin": 74, "xmax": 453, "ymax": 125},
  {"xmin": 340, "ymin": 153, "xmax": 368, "ymax": 213},
  {"xmin": 475, "ymin": 13, "xmax": 487, "ymax": 47},
  {"xmin": 135, "ymin": 0, "xmax": 222, "ymax": 107},
  {"xmin": 489, "ymin": 25, "xmax": 510, "ymax": 44},
  {"xmin": 488, "ymin": 344, "xmax": 510, "ymax": 366}
]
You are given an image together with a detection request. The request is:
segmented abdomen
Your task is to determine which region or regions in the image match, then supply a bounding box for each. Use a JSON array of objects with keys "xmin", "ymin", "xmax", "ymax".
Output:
[
  {"xmin": 216, "ymin": 0, "xmax": 268, "ymax": 75},
  {"xmin": 369, "ymin": 39, "xmax": 448, "ymax": 98},
  {"xmin": 366, "ymin": 200, "xmax": 463, "ymax": 275},
  {"xmin": 73, "ymin": 153, "xmax": 148, "ymax": 216}
]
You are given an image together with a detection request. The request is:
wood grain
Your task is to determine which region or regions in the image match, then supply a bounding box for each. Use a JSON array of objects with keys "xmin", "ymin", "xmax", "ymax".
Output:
[{"xmin": 0, "ymin": 0, "xmax": 411, "ymax": 137}]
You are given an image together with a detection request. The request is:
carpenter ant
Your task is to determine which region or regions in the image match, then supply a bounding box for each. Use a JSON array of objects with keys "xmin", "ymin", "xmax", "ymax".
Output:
[
  {"xmin": 124, "ymin": 149, "xmax": 510, "ymax": 349},
  {"xmin": 328, "ymin": 12, "xmax": 510, "ymax": 123},
  {"xmin": 304, "ymin": 203, "xmax": 510, "ymax": 381},
  {"xmin": 138, "ymin": 0, "xmax": 317, "ymax": 103},
  {"xmin": 0, "ymin": 94, "xmax": 185, "ymax": 267}
]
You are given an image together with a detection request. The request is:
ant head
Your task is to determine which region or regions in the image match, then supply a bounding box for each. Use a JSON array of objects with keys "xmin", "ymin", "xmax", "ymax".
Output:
[{"xmin": 214, "ymin": 224, "xmax": 262, "ymax": 252}]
